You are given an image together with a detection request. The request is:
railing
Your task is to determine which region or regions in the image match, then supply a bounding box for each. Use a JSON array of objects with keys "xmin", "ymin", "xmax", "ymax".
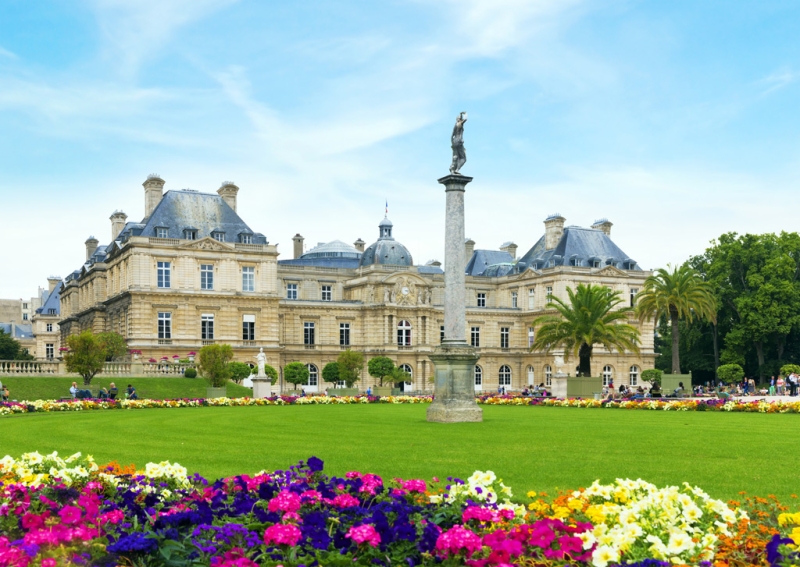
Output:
[
  {"xmin": 158, "ymin": 339, "xmax": 173, "ymax": 345},
  {"xmin": 0, "ymin": 359, "xmax": 196, "ymax": 377},
  {"xmin": 242, "ymin": 340, "xmax": 256, "ymax": 347},
  {"xmin": 235, "ymin": 243, "xmax": 266, "ymax": 252},
  {"xmin": 304, "ymin": 344, "xmax": 316, "ymax": 350},
  {"xmin": 148, "ymin": 237, "xmax": 181, "ymax": 246},
  {"xmin": 0, "ymin": 360, "xmax": 60, "ymax": 376},
  {"xmin": 103, "ymin": 362, "xmax": 132, "ymax": 375},
  {"xmin": 201, "ymin": 340, "xmax": 215, "ymax": 346}
]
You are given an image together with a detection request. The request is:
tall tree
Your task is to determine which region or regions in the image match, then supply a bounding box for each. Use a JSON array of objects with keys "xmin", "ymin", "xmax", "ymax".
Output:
[
  {"xmin": 64, "ymin": 331, "xmax": 106, "ymax": 385},
  {"xmin": 97, "ymin": 332, "xmax": 127, "ymax": 362},
  {"xmin": 636, "ymin": 265, "xmax": 717, "ymax": 374},
  {"xmin": 284, "ymin": 362, "xmax": 309, "ymax": 391},
  {"xmin": 0, "ymin": 329, "xmax": 22, "ymax": 360},
  {"xmin": 337, "ymin": 350, "xmax": 364, "ymax": 388},
  {"xmin": 531, "ymin": 284, "xmax": 640, "ymax": 377}
]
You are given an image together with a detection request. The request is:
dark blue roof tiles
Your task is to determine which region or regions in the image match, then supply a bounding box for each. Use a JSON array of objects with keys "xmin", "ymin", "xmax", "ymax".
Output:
[
  {"xmin": 359, "ymin": 240, "xmax": 413, "ymax": 267},
  {"xmin": 36, "ymin": 283, "xmax": 62, "ymax": 316},
  {"xmin": 302, "ymin": 240, "xmax": 361, "ymax": 260},
  {"xmin": 466, "ymin": 250, "xmax": 514, "ymax": 276},
  {"xmin": 517, "ymin": 227, "xmax": 640, "ymax": 271},
  {"xmin": 418, "ymin": 264, "xmax": 444, "ymax": 274},
  {"xmin": 479, "ymin": 263, "xmax": 515, "ymax": 277},
  {"xmin": 0, "ymin": 323, "xmax": 33, "ymax": 339},
  {"xmin": 278, "ymin": 257, "xmax": 362, "ymax": 269}
]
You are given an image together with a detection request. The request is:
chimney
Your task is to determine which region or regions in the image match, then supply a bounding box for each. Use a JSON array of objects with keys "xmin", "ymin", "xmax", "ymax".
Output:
[
  {"xmin": 143, "ymin": 174, "xmax": 165, "ymax": 219},
  {"xmin": 544, "ymin": 214, "xmax": 565, "ymax": 250},
  {"xmin": 110, "ymin": 210, "xmax": 128, "ymax": 241},
  {"xmin": 292, "ymin": 234, "xmax": 304, "ymax": 259},
  {"xmin": 218, "ymin": 181, "xmax": 239, "ymax": 212},
  {"xmin": 85, "ymin": 236, "xmax": 99, "ymax": 261},
  {"xmin": 47, "ymin": 276, "xmax": 61, "ymax": 294},
  {"xmin": 465, "ymin": 238, "xmax": 475, "ymax": 261},
  {"xmin": 500, "ymin": 241, "xmax": 518, "ymax": 259},
  {"xmin": 354, "ymin": 238, "xmax": 365, "ymax": 252},
  {"xmin": 592, "ymin": 218, "xmax": 613, "ymax": 236}
]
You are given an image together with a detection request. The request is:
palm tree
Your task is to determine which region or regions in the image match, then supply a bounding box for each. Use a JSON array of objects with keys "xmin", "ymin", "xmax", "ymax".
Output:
[
  {"xmin": 635, "ymin": 264, "xmax": 716, "ymax": 374},
  {"xmin": 531, "ymin": 284, "xmax": 640, "ymax": 377}
]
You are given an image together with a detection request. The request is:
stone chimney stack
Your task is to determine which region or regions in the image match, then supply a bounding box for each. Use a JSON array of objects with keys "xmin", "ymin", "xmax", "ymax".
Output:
[
  {"xmin": 465, "ymin": 238, "xmax": 475, "ymax": 261},
  {"xmin": 47, "ymin": 276, "xmax": 61, "ymax": 294},
  {"xmin": 591, "ymin": 218, "xmax": 613, "ymax": 236},
  {"xmin": 544, "ymin": 214, "xmax": 566, "ymax": 250},
  {"xmin": 500, "ymin": 241, "xmax": 518, "ymax": 259},
  {"xmin": 292, "ymin": 234, "xmax": 304, "ymax": 259},
  {"xmin": 218, "ymin": 181, "xmax": 239, "ymax": 212},
  {"xmin": 353, "ymin": 238, "xmax": 365, "ymax": 252},
  {"xmin": 110, "ymin": 211, "xmax": 128, "ymax": 241},
  {"xmin": 85, "ymin": 236, "xmax": 99, "ymax": 261},
  {"xmin": 143, "ymin": 174, "xmax": 165, "ymax": 219}
]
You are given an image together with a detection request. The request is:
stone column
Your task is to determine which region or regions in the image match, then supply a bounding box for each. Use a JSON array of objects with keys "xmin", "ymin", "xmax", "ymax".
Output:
[{"xmin": 427, "ymin": 174, "xmax": 483, "ymax": 422}]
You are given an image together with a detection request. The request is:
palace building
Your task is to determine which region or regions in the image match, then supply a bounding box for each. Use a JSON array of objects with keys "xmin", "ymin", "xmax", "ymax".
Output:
[{"xmin": 58, "ymin": 175, "xmax": 656, "ymax": 393}]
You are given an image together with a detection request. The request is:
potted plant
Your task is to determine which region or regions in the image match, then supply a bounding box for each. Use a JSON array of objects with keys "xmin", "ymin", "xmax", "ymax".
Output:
[
  {"xmin": 128, "ymin": 349, "xmax": 142, "ymax": 360},
  {"xmin": 187, "ymin": 351, "xmax": 196, "ymax": 363},
  {"xmin": 368, "ymin": 356, "xmax": 395, "ymax": 397},
  {"xmin": 197, "ymin": 344, "xmax": 233, "ymax": 398}
]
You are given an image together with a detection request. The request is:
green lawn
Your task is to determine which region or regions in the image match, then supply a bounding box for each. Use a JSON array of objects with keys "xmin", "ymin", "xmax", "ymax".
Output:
[
  {"xmin": 0, "ymin": 376, "xmax": 254, "ymax": 401},
  {"xmin": 1, "ymin": 404, "xmax": 798, "ymax": 502}
]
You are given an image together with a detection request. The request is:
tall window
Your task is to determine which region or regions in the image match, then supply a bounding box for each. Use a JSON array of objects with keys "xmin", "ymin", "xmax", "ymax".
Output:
[
  {"xmin": 602, "ymin": 365, "xmax": 613, "ymax": 386},
  {"xmin": 242, "ymin": 266, "xmax": 255, "ymax": 292},
  {"xmin": 397, "ymin": 320, "xmax": 412, "ymax": 346},
  {"xmin": 630, "ymin": 288, "xmax": 638, "ymax": 307},
  {"xmin": 629, "ymin": 365, "xmax": 639, "ymax": 386},
  {"xmin": 499, "ymin": 365, "xmax": 512, "ymax": 387},
  {"xmin": 511, "ymin": 291, "xmax": 518, "ymax": 308},
  {"xmin": 22, "ymin": 313, "xmax": 28, "ymax": 320},
  {"xmin": 156, "ymin": 227, "xmax": 168, "ymax": 238},
  {"xmin": 527, "ymin": 366, "xmax": 535, "ymax": 385},
  {"xmin": 440, "ymin": 325, "xmax": 445, "ymax": 343},
  {"xmin": 287, "ymin": 283, "xmax": 298, "ymax": 300},
  {"xmin": 474, "ymin": 365, "xmax": 483, "ymax": 387},
  {"xmin": 527, "ymin": 288, "xmax": 535, "ymax": 309},
  {"xmin": 470, "ymin": 326, "xmax": 480, "ymax": 348},
  {"xmin": 201, "ymin": 314, "xmax": 215, "ymax": 340},
  {"xmin": 528, "ymin": 327, "xmax": 535, "ymax": 347},
  {"xmin": 46, "ymin": 343, "xmax": 54, "ymax": 359},
  {"xmin": 398, "ymin": 364, "xmax": 413, "ymax": 381},
  {"xmin": 546, "ymin": 286, "xmax": 553, "ymax": 298},
  {"xmin": 157, "ymin": 262, "xmax": 171, "ymax": 288},
  {"xmin": 304, "ymin": 322, "xmax": 315, "ymax": 345},
  {"xmin": 306, "ymin": 364, "xmax": 318, "ymax": 387},
  {"xmin": 321, "ymin": 285, "xmax": 332, "ymax": 301},
  {"xmin": 500, "ymin": 327, "xmax": 510, "ymax": 349},
  {"xmin": 340, "ymin": 323, "xmax": 350, "ymax": 346},
  {"xmin": 544, "ymin": 365, "xmax": 552, "ymax": 386},
  {"xmin": 200, "ymin": 264, "xmax": 214, "ymax": 290},
  {"xmin": 242, "ymin": 315, "xmax": 255, "ymax": 341},
  {"xmin": 158, "ymin": 312, "xmax": 171, "ymax": 339},
  {"xmin": 46, "ymin": 323, "xmax": 53, "ymax": 332},
  {"xmin": 477, "ymin": 292, "xmax": 486, "ymax": 307}
]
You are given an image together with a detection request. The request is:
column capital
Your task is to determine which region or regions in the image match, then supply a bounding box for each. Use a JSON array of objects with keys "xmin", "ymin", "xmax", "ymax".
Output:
[{"xmin": 438, "ymin": 174, "xmax": 473, "ymax": 189}]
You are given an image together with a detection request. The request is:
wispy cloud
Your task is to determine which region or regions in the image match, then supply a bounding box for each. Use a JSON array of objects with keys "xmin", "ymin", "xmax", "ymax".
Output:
[
  {"xmin": 757, "ymin": 66, "xmax": 800, "ymax": 95},
  {"xmin": 0, "ymin": 45, "xmax": 17, "ymax": 59}
]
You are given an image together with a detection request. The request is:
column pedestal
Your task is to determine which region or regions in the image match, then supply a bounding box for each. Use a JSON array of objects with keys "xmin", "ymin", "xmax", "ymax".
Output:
[{"xmin": 427, "ymin": 342, "xmax": 482, "ymax": 422}]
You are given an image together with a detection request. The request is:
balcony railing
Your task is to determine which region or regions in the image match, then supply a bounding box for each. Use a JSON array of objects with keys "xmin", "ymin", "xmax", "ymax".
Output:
[
  {"xmin": 304, "ymin": 344, "xmax": 316, "ymax": 350},
  {"xmin": 158, "ymin": 339, "xmax": 172, "ymax": 345}
]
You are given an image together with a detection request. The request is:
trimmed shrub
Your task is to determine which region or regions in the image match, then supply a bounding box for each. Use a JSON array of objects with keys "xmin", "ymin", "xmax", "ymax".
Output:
[
  {"xmin": 184, "ymin": 368, "xmax": 197, "ymax": 379},
  {"xmin": 717, "ymin": 364, "xmax": 744, "ymax": 384}
]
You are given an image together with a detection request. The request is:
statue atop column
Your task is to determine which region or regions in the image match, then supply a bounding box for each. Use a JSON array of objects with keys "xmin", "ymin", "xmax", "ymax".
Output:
[{"xmin": 449, "ymin": 112, "xmax": 467, "ymax": 175}]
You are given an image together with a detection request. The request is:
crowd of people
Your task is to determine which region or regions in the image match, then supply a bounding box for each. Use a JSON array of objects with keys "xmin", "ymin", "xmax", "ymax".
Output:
[{"xmin": 68, "ymin": 382, "xmax": 137, "ymax": 400}]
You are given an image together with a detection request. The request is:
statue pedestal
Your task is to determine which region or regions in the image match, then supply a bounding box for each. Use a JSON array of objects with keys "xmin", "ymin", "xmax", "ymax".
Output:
[
  {"xmin": 551, "ymin": 373, "xmax": 568, "ymax": 399},
  {"xmin": 426, "ymin": 342, "xmax": 483, "ymax": 423},
  {"xmin": 252, "ymin": 377, "xmax": 272, "ymax": 398}
]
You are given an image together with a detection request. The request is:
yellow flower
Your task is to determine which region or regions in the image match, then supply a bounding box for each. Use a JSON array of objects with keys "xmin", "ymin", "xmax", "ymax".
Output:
[{"xmin": 567, "ymin": 498, "xmax": 584, "ymax": 511}]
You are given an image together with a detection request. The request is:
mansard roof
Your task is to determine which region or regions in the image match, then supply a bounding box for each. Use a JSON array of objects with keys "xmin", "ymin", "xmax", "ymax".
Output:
[
  {"xmin": 36, "ymin": 282, "xmax": 62, "ymax": 316},
  {"xmin": 466, "ymin": 250, "xmax": 515, "ymax": 277},
  {"xmin": 0, "ymin": 323, "xmax": 33, "ymax": 339},
  {"xmin": 517, "ymin": 226, "xmax": 640, "ymax": 271}
]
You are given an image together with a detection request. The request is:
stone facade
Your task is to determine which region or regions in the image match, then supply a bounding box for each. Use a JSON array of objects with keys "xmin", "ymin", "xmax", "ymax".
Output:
[{"xmin": 58, "ymin": 176, "xmax": 656, "ymax": 393}]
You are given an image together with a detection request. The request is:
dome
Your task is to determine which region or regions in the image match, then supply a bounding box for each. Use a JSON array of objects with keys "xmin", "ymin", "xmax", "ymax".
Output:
[
  {"xmin": 359, "ymin": 215, "xmax": 413, "ymax": 267},
  {"xmin": 302, "ymin": 240, "xmax": 361, "ymax": 260}
]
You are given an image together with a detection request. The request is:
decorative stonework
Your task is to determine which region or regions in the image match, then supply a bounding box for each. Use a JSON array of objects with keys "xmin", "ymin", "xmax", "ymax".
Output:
[{"xmin": 181, "ymin": 237, "xmax": 231, "ymax": 252}]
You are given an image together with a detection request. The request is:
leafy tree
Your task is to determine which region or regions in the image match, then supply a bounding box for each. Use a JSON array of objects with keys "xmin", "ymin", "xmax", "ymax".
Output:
[
  {"xmin": 389, "ymin": 366, "xmax": 411, "ymax": 387},
  {"xmin": 228, "ymin": 361, "xmax": 252, "ymax": 384},
  {"xmin": 197, "ymin": 344, "xmax": 234, "ymax": 388},
  {"xmin": 0, "ymin": 329, "xmax": 22, "ymax": 360},
  {"xmin": 640, "ymin": 368, "xmax": 662, "ymax": 387},
  {"xmin": 97, "ymin": 332, "xmax": 127, "ymax": 362},
  {"xmin": 322, "ymin": 362, "xmax": 340, "ymax": 385},
  {"xmin": 717, "ymin": 363, "xmax": 744, "ymax": 384},
  {"xmin": 337, "ymin": 350, "xmax": 364, "ymax": 387},
  {"xmin": 780, "ymin": 363, "xmax": 800, "ymax": 377},
  {"xmin": 636, "ymin": 264, "xmax": 716, "ymax": 374},
  {"xmin": 262, "ymin": 364, "xmax": 279, "ymax": 386},
  {"xmin": 367, "ymin": 356, "xmax": 395, "ymax": 386},
  {"xmin": 531, "ymin": 284, "xmax": 640, "ymax": 377},
  {"xmin": 284, "ymin": 362, "xmax": 309, "ymax": 391},
  {"xmin": 64, "ymin": 331, "xmax": 106, "ymax": 385}
]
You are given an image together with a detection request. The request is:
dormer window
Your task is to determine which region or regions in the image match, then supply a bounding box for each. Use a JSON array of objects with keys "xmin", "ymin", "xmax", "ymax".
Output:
[
  {"xmin": 184, "ymin": 229, "xmax": 197, "ymax": 240},
  {"xmin": 155, "ymin": 227, "xmax": 168, "ymax": 238},
  {"xmin": 212, "ymin": 232, "xmax": 225, "ymax": 242},
  {"xmin": 239, "ymin": 233, "xmax": 253, "ymax": 244}
]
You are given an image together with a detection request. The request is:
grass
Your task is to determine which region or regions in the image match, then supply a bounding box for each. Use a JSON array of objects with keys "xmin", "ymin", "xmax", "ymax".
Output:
[
  {"xmin": 1, "ymin": 404, "xmax": 798, "ymax": 502},
  {"xmin": 0, "ymin": 376, "xmax": 254, "ymax": 401}
]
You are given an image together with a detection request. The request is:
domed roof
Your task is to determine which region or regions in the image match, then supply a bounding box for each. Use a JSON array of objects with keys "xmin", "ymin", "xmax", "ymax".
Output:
[
  {"xmin": 359, "ymin": 215, "xmax": 413, "ymax": 267},
  {"xmin": 302, "ymin": 240, "xmax": 361, "ymax": 260}
]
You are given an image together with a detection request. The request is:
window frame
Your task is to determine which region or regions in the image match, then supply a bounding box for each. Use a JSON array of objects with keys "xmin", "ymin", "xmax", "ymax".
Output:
[
  {"xmin": 303, "ymin": 322, "xmax": 315, "ymax": 345},
  {"xmin": 397, "ymin": 320, "xmax": 412, "ymax": 346},
  {"xmin": 157, "ymin": 261, "xmax": 171, "ymax": 289},
  {"xmin": 45, "ymin": 343, "xmax": 54, "ymax": 359},
  {"xmin": 500, "ymin": 327, "xmax": 510, "ymax": 349},
  {"xmin": 477, "ymin": 292, "xmax": 486, "ymax": 307},
  {"xmin": 321, "ymin": 285, "xmax": 332, "ymax": 301},
  {"xmin": 201, "ymin": 313, "xmax": 215, "ymax": 340},
  {"xmin": 544, "ymin": 364, "xmax": 552, "ymax": 386},
  {"xmin": 242, "ymin": 315, "xmax": 255, "ymax": 341},
  {"xmin": 46, "ymin": 323, "xmax": 53, "ymax": 332},
  {"xmin": 629, "ymin": 365, "xmax": 639, "ymax": 386},
  {"xmin": 470, "ymin": 326, "xmax": 480, "ymax": 348},
  {"xmin": 602, "ymin": 365, "xmax": 613, "ymax": 386},
  {"xmin": 339, "ymin": 323, "xmax": 350, "ymax": 346},
  {"xmin": 511, "ymin": 291, "xmax": 518, "ymax": 308},
  {"xmin": 200, "ymin": 264, "xmax": 214, "ymax": 290},
  {"xmin": 498, "ymin": 365, "xmax": 512, "ymax": 386},
  {"xmin": 474, "ymin": 365, "xmax": 483, "ymax": 386},
  {"xmin": 306, "ymin": 364, "xmax": 318, "ymax": 387},
  {"xmin": 158, "ymin": 312, "xmax": 172, "ymax": 339},
  {"xmin": 287, "ymin": 283, "xmax": 298, "ymax": 300},
  {"xmin": 242, "ymin": 266, "xmax": 255, "ymax": 292}
]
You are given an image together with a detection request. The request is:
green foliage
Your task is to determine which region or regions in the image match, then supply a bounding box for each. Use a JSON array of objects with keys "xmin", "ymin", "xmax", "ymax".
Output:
[
  {"xmin": 389, "ymin": 366, "xmax": 411, "ymax": 385},
  {"xmin": 197, "ymin": 344, "xmax": 234, "ymax": 388},
  {"xmin": 531, "ymin": 284, "xmax": 640, "ymax": 377},
  {"xmin": 779, "ymin": 364, "xmax": 800, "ymax": 377},
  {"xmin": 337, "ymin": 350, "xmax": 364, "ymax": 387},
  {"xmin": 283, "ymin": 362, "xmax": 309, "ymax": 390},
  {"xmin": 97, "ymin": 332, "xmax": 127, "ymax": 362},
  {"xmin": 184, "ymin": 368, "xmax": 197, "ymax": 379},
  {"xmin": 322, "ymin": 362, "xmax": 340, "ymax": 384},
  {"xmin": 0, "ymin": 329, "xmax": 23, "ymax": 360},
  {"xmin": 263, "ymin": 364, "xmax": 279, "ymax": 385},
  {"xmin": 717, "ymin": 363, "xmax": 744, "ymax": 384},
  {"xmin": 228, "ymin": 361, "xmax": 252, "ymax": 384},
  {"xmin": 368, "ymin": 356, "xmax": 395, "ymax": 386},
  {"xmin": 640, "ymin": 368, "xmax": 662, "ymax": 386},
  {"xmin": 64, "ymin": 331, "xmax": 106, "ymax": 385},
  {"xmin": 636, "ymin": 264, "xmax": 717, "ymax": 375}
]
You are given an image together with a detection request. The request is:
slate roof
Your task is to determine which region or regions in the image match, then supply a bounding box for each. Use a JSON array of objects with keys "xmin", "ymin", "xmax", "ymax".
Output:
[
  {"xmin": 0, "ymin": 323, "xmax": 33, "ymax": 339},
  {"xmin": 302, "ymin": 240, "xmax": 361, "ymax": 260},
  {"xmin": 466, "ymin": 250, "xmax": 515, "ymax": 276},
  {"xmin": 516, "ymin": 226, "xmax": 640, "ymax": 272},
  {"xmin": 35, "ymin": 283, "xmax": 62, "ymax": 316},
  {"xmin": 278, "ymin": 257, "xmax": 362, "ymax": 269},
  {"xmin": 359, "ymin": 216, "xmax": 413, "ymax": 267}
]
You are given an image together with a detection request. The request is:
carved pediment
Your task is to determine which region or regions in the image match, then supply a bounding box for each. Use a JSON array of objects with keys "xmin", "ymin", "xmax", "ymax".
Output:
[
  {"xmin": 591, "ymin": 265, "xmax": 629, "ymax": 278},
  {"xmin": 180, "ymin": 237, "xmax": 232, "ymax": 252},
  {"xmin": 513, "ymin": 266, "xmax": 543, "ymax": 282}
]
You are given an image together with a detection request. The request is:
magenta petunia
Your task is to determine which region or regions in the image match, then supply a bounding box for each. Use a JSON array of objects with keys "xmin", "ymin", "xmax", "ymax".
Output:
[{"xmin": 346, "ymin": 524, "xmax": 381, "ymax": 547}]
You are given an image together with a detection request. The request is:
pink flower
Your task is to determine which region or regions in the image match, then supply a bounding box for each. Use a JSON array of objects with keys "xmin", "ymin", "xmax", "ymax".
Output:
[
  {"xmin": 345, "ymin": 471, "xmax": 361, "ymax": 479},
  {"xmin": 435, "ymin": 525, "xmax": 483, "ymax": 558},
  {"xmin": 42, "ymin": 559, "xmax": 57, "ymax": 567},
  {"xmin": 210, "ymin": 548, "xmax": 259, "ymax": 567},
  {"xmin": 263, "ymin": 524, "xmax": 302, "ymax": 547},
  {"xmin": 58, "ymin": 505, "xmax": 82, "ymax": 525},
  {"xmin": 462, "ymin": 506, "xmax": 495, "ymax": 523},
  {"xmin": 358, "ymin": 473, "xmax": 383, "ymax": 495},
  {"xmin": 330, "ymin": 494, "xmax": 360, "ymax": 509},
  {"xmin": 300, "ymin": 490, "xmax": 322, "ymax": 504},
  {"xmin": 401, "ymin": 479, "xmax": 427, "ymax": 493},
  {"xmin": 98, "ymin": 510, "xmax": 125, "ymax": 525},
  {"xmin": 346, "ymin": 524, "xmax": 381, "ymax": 547},
  {"xmin": 268, "ymin": 491, "xmax": 302, "ymax": 514},
  {"xmin": 21, "ymin": 512, "xmax": 47, "ymax": 530}
]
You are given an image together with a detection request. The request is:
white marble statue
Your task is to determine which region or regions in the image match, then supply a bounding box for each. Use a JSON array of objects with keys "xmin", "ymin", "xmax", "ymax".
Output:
[{"xmin": 256, "ymin": 347, "xmax": 267, "ymax": 377}]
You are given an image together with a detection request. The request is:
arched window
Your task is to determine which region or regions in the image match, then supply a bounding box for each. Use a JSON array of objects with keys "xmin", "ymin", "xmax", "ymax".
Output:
[
  {"xmin": 544, "ymin": 365, "xmax": 552, "ymax": 386},
  {"xmin": 398, "ymin": 364, "xmax": 413, "ymax": 378},
  {"xmin": 305, "ymin": 364, "xmax": 318, "ymax": 387},
  {"xmin": 602, "ymin": 365, "xmax": 613, "ymax": 386},
  {"xmin": 474, "ymin": 365, "xmax": 483, "ymax": 387},
  {"xmin": 527, "ymin": 365, "xmax": 535, "ymax": 386},
  {"xmin": 397, "ymin": 320, "xmax": 412, "ymax": 346},
  {"xmin": 629, "ymin": 365, "xmax": 639, "ymax": 386},
  {"xmin": 499, "ymin": 365, "xmax": 512, "ymax": 386}
]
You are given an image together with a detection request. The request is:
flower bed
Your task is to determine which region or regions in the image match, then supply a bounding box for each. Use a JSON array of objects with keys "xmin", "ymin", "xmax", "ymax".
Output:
[
  {"xmin": 0, "ymin": 452, "xmax": 798, "ymax": 566},
  {"xmin": 3, "ymin": 394, "xmax": 800, "ymax": 417}
]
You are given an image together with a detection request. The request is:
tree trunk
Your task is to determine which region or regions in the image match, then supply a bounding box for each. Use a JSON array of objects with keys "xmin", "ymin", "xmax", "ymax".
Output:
[
  {"xmin": 712, "ymin": 324, "xmax": 719, "ymax": 376},
  {"xmin": 777, "ymin": 335, "xmax": 785, "ymax": 361},
  {"xmin": 578, "ymin": 343, "xmax": 592, "ymax": 377},
  {"xmin": 755, "ymin": 341, "xmax": 765, "ymax": 380},
  {"xmin": 670, "ymin": 307, "xmax": 681, "ymax": 374}
]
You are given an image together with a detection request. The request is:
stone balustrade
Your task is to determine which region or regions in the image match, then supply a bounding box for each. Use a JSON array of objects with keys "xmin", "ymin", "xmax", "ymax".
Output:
[
  {"xmin": 0, "ymin": 360, "xmax": 196, "ymax": 377},
  {"xmin": 0, "ymin": 360, "xmax": 61, "ymax": 376}
]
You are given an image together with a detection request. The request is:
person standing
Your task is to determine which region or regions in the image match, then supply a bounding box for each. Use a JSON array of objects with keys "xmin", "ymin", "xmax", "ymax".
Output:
[
  {"xmin": 777, "ymin": 375, "xmax": 785, "ymax": 395},
  {"xmin": 769, "ymin": 376, "xmax": 776, "ymax": 396}
]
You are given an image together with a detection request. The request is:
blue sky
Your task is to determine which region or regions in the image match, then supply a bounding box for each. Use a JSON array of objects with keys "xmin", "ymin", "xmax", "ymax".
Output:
[{"xmin": 2, "ymin": 1, "xmax": 800, "ymax": 299}]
